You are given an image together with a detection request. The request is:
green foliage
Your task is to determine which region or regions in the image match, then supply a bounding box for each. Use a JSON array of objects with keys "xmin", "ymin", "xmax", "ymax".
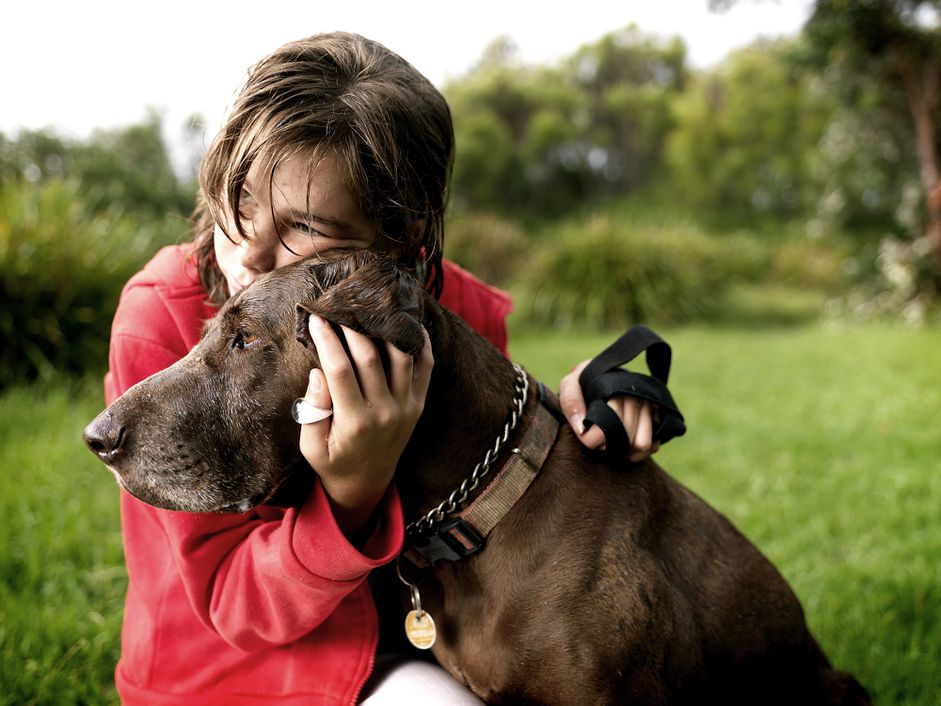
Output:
[
  {"xmin": 769, "ymin": 234, "xmax": 850, "ymax": 291},
  {"xmin": 0, "ymin": 178, "xmax": 187, "ymax": 386},
  {"xmin": 518, "ymin": 214, "xmax": 728, "ymax": 328},
  {"xmin": 803, "ymin": 0, "xmax": 941, "ymax": 75},
  {"xmin": 444, "ymin": 212, "xmax": 530, "ymax": 287},
  {"xmin": 568, "ymin": 25, "xmax": 687, "ymax": 191},
  {"xmin": 73, "ymin": 116, "xmax": 195, "ymax": 218},
  {"xmin": 810, "ymin": 103, "xmax": 915, "ymax": 232},
  {"xmin": 449, "ymin": 96, "xmax": 529, "ymax": 212},
  {"xmin": 794, "ymin": 0, "xmax": 923, "ymax": 233},
  {"xmin": 800, "ymin": 0, "xmax": 941, "ymax": 285},
  {"xmin": 0, "ymin": 113, "xmax": 195, "ymax": 219},
  {"xmin": 447, "ymin": 26, "xmax": 686, "ymax": 217},
  {"xmin": 665, "ymin": 39, "xmax": 834, "ymax": 216},
  {"xmin": 0, "ymin": 117, "xmax": 195, "ymax": 385},
  {"xmin": 833, "ymin": 234, "xmax": 939, "ymax": 324}
]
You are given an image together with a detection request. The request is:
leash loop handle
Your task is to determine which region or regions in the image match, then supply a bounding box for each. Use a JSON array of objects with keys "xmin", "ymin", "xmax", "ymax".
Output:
[{"xmin": 577, "ymin": 325, "xmax": 686, "ymax": 458}]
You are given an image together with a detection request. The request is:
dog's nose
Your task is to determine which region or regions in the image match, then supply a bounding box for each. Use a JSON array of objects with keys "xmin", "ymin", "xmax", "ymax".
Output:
[{"xmin": 83, "ymin": 412, "xmax": 127, "ymax": 464}]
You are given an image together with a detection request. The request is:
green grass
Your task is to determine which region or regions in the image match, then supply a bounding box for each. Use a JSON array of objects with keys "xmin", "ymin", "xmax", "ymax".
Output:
[
  {"xmin": 511, "ymin": 320, "xmax": 941, "ymax": 706},
  {"xmin": 2, "ymin": 322, "xmax": 939, "ymax": 704},
  {"xmin": 1, "ymin": 377, "xmax": 123, "ymax": 706}
]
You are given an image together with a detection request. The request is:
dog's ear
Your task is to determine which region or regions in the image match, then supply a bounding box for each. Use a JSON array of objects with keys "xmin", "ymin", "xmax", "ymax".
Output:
[{"xmin": 295, "ymin": 254, "xmax": 425, "ymax": 357}]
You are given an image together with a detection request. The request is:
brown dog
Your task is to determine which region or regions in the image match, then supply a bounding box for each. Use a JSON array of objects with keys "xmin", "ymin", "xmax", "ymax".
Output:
[{"xmin": 84, "ymin": 251, "xmax": 869, "ymax": 705}]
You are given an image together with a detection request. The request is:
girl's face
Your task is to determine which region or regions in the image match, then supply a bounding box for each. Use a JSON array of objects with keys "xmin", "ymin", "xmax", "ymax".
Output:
[{"xmin": 214, "ymin": 151, "xmax": 377, "ymax": 297}]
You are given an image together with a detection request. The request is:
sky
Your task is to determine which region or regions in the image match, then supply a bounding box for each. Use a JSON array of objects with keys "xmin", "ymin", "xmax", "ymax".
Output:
[{"xmin": 1, "ymin": 0, "xmax": 813, "ymax": 167}]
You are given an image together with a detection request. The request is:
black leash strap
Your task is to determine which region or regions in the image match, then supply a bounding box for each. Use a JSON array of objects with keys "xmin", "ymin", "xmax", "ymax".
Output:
[{"xmin": 578, "ymin": 325, "xmax": 686, "ymax": 458}]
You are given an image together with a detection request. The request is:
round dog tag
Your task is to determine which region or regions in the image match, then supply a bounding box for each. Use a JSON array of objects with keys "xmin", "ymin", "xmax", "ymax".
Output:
[{"xmin": 404, "ymin": 609, "xmax": 437, "ymax": 650}]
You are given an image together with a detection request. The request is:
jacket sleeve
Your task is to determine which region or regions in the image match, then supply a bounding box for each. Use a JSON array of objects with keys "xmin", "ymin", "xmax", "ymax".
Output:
[
  {"xmin": 157, "ymin": 477, "xmax": 401, "ymax": 651},
  {"xmin": 109, "ymin": 279, "xmax": 403, "ymax": 652}
]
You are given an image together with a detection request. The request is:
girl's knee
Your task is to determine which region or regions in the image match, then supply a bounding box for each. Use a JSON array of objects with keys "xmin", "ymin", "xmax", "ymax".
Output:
[{"xmin": 360, "ymin": 655, "xmax": 484, "ymax": 705}]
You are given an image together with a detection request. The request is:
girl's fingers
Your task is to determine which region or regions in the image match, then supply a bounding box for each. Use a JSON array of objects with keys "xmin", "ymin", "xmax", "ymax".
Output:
[
  {"xmin": 308, "ymin": 315, "xmax": 363, "ymax": 414},
  {"xmin": 559, "ymin": 368, "xmax": 660, "ymax": 456},
  {"xmin": 298, "ymin": 367, "xmax": 333, "ymax": 466},
  {"xmin": 303, "ymin": 367, "xmax": 332, "ymax": 410},
  {"xmin": 411, "ymin": 328, "xmax": 434, "ymax": 402},
  {"xmin": 577, "ymin": 424, "xmax": 607, "ymax": 450},
  {"xmin": 578, "ymin": 396, "xmax": 640, "ymax": 452},
  {"xmin": 385, "ymin": 340, "xmax": 415, "ymax": 401},
  {"xmin": 340, "ymin": 325, "xmax": 390, "ymax": 404},
  {"xmin": 559, "ymin": 359, "xmax": 591, "ymax": 436},
  {"xmin": 627, "ymin": 400, "xmax": 654, "ymax": 458},
  {"xmin": 386, "ymin": 327, "xmax": 433, "ymax": 409}
]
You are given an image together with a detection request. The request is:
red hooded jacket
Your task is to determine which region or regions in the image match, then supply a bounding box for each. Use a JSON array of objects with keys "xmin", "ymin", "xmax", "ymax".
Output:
[{"xmin": 104, "ymin": 245, "xmax": 511, "ymax": 705}]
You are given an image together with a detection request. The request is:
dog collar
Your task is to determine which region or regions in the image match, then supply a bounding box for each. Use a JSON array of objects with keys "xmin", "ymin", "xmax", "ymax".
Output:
[{"xmin": 403, "ymin": 372, "xmax": 561, "ymax": 568}]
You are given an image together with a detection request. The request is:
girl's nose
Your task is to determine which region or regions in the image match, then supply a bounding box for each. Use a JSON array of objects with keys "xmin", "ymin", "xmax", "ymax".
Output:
[{"xmin": 238, "ymin": 218, "xmax": 279, "ymax": 274}]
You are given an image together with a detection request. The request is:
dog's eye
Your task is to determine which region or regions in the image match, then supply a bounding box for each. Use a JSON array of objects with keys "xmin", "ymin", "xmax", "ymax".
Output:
[{"xmin": 233, "ymin": 331, "xmax": 259, "ymax": 350}]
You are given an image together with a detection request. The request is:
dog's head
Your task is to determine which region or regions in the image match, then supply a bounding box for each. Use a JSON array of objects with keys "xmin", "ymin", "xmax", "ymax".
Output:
[{"xmin": 83, "ymin": 250, "xmax": 425, "ymax": 512}]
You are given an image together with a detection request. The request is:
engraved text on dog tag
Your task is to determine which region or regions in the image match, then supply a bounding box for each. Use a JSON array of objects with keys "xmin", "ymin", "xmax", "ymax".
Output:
[
  {"xmin": 405, "ymin": 609, "xmax": 437, "ymax": 650},
  {"xmin": 402, "ymin": 579, "xmax": 436, "ymax": 649}
]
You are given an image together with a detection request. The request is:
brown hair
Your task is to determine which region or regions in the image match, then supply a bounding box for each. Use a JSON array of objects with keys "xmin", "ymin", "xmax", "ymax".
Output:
[{"xmin": 192, "ymin": 32, "xmax": 453, "ymax": 305}]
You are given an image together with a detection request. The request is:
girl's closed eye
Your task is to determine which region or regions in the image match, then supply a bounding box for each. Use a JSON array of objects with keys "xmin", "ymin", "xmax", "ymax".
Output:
[
  {"xmin": 292, "ymin": 221, "xmax": 330, "ymax": 238},
  {"xmin": 278, "ymin": 218, "xmax": 347, "ymax": 254}
]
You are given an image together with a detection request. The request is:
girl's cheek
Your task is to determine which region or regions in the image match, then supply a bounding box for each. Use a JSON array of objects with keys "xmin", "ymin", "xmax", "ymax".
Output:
[
  {"xmin": 213, "ymin": 224, "xmax": 236, "ymax": 265},
  {"xmin": 212, "ymin": 225, "xmax": 242, "ymax": 289}
]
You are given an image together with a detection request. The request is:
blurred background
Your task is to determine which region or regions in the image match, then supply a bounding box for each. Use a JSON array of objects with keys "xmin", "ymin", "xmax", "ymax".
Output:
[{"xmin": 1, "ymin": 1, "xmax": 939, "ymax": 704}]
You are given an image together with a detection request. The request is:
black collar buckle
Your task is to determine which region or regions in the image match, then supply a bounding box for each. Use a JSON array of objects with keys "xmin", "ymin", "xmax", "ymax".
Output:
[{"xmin": 407, "ymin": 518, "xmax": 485, "ymax": 566}]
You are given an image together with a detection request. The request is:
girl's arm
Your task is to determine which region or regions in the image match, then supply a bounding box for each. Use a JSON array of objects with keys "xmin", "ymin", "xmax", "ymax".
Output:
[{"xmin": 109, "ymin": 283, "xmax": 404, "ymax": 652}]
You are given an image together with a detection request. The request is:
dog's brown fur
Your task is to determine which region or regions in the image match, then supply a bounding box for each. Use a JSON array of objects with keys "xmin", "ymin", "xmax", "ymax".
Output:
[{"xmin": 85, "ymin": 250, "xmax": 870, "ymax": 705}]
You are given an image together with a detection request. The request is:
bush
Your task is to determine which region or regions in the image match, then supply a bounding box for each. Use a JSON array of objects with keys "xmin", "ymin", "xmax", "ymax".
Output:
[
  {"xmin": 769, "ymin": 235, "xmax": 849, "ymax": 291},
  {"xmin": 0, "ymin": 179, "xmax": 188, "ymax": 386},
  {"xmin": 444, "ymin": 212, "xmax": 530, "ymax": 287},
  {"xmin": 829, "ymin": 234, "xmax": 939, "ymax": 326},
  {"xmin": 518, "ymin": 215, "xmax": 728, "ymax": 328}
]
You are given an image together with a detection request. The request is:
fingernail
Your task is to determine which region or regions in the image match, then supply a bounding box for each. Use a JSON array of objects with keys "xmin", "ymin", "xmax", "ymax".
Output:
[
  {"xmin": 309, "ymin": 314, "xmax": 325, "ymax": 335},
  {"xmin": 572, "ymin": 413, "xmax": 585, "ymax": 436},
  {"xmin": 308, "ymin": 369, "xmax": 322, "ymax": 392}
]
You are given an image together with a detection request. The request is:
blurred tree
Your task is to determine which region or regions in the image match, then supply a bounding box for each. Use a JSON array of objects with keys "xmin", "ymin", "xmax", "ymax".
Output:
[
  {"xmin": 0, "ymin": 115, "xmax": 196, "ymax": 383},
  {"xmin": 0, "ymin": 111, "xmax": 195, "ymax": 219},
  {"xmin": 447, "ymin": 39, "xmax": 584, "ymax": 215},
  {"xmin": 0, "ymin": 129, "xmax": 70, "ymax": 182},
  {"xmin": 809, "ymin": 79, "xmax": 914, "ymax": 234},
  {"xmin": 446, "ymin": 27, "xmax": 687, "ymax": 216},
  {"xmin": 568, "ymin": 24, "xmax": 687, "ymax": 192},
  {"xmin": 75, "ymin": 111, "xmax": 194, "ymax": 217},
  {"xmin": 665, "ymin": 39, "xmax": 834, "ymax": 217},
  {"xmin": 802, "ymin": 0, "xmax": 941, "ymax": 277}
]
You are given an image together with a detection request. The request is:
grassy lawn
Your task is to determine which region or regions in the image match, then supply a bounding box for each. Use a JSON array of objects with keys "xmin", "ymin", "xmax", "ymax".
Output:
[
  {"xmin": 1, "ymin": 321, "xmax": 939, "ymax": 704},
  {"xmin": 1, "ymin": 377, "xmax": 123, "ymax": 705}
]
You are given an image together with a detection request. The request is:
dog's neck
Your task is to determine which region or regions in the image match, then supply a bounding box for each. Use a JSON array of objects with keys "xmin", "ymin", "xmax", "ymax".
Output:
[{"xmin": 395, "ymin": 298, "xmax": 530, "ymax": 525}]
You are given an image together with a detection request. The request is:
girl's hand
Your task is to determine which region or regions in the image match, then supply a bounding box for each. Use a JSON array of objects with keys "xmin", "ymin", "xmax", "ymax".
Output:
[
  {"xmin": 559, "ymin": 360, "xmax": 660, "ymax": 463},
  {"xmin": 298, "ymin": 314, "xmax": 433, "ymax": 538}
]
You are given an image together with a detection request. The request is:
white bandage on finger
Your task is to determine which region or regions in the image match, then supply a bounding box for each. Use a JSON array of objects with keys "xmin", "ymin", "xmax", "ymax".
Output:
[{"xmin": 291, "ymin": 398, "xmax": 334, "ymax": 425}]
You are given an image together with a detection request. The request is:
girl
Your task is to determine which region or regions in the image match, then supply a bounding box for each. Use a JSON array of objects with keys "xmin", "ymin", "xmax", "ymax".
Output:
[{"xmin": 105, "ymin": 31, "xmax": 660, "ymax": 705}]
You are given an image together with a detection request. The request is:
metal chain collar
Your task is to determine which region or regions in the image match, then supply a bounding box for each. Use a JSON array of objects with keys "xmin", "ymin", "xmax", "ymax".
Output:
[{"xmin": 406, "ymin": 363, "xmax": 529, "ymax": 538}]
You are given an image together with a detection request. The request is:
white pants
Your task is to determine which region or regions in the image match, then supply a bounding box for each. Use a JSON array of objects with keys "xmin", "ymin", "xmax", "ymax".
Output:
[{"xmin": 360, "ymin": 656, "xmax": 485, "ymax": 705}]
